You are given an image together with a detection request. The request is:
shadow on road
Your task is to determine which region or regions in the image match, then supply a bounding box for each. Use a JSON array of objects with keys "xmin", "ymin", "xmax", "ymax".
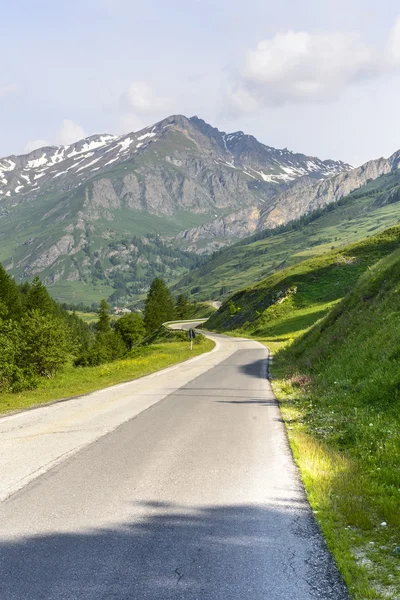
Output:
[
  {"xmin": 215, "ymin": 398, "xmax": 276, "ymax": 406},
  {"xmin": 0, "ymin": 501, "xmax": 349, "ymax": 600},
  {"xmin": 239, "ymin": 358, "xmax": 268, "ymax": 379}
]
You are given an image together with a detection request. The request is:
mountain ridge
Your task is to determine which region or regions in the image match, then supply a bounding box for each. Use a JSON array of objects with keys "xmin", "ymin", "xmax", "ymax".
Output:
[
  {"xmin": 2, "ymin": 113, "xmax": 398, "ymax": 305},
  {"xmin": 0, "ymin": 115, "xmax": 350, "ymax": 205}
]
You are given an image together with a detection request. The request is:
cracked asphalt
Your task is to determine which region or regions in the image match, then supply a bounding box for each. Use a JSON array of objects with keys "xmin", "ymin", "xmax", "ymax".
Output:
[{"xmin": 0, "ymin": 329, "xmax": 349, "ymax": 599}]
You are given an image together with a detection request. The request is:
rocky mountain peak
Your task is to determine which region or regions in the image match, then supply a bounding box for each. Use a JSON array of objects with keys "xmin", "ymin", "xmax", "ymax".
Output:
[{"xmin": 0, "ymin": 114, "xmax": 359, "ymax": 303}]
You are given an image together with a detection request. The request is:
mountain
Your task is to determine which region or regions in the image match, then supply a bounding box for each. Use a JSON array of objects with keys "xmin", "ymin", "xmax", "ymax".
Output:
[
  {"xmin": 174, "ymin": 168, "xmax": 400, "ymax": 301},
  {"xmin": 0, "ymin": 115, "xmax": 350, "ymax": 303},
  {"xmin": 179, "ymin": 149, "xmax": 400, "ymax": 251}
]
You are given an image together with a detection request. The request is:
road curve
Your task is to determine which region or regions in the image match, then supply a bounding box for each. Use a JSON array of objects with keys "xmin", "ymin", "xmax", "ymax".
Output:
[{"xmin": 0, "ymin": 327, "xmax": 348, "ymax": 600}]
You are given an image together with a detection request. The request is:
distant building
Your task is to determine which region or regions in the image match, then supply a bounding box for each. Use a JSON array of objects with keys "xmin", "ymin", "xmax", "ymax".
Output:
[{"xmin": 113, "ymin": 307, "xmax": 131, "ymax": 315}]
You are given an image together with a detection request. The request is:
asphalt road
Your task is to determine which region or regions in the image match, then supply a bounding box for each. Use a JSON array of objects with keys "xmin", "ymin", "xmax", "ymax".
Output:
[{"xmin": 0, "ymin": 328, "xmax": 348, "ymax": 600}]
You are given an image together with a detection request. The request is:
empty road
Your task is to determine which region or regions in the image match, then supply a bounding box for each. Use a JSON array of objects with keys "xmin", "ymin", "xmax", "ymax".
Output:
[{"xmin": 0, "ymin": 329, "xmax": 348, "ymax": 599}]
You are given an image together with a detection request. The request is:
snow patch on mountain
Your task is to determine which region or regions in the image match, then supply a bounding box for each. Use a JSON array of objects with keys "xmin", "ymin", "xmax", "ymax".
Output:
[{"xmin": 0, "ymin": 115, "xmax": 351, "ymax": 203}]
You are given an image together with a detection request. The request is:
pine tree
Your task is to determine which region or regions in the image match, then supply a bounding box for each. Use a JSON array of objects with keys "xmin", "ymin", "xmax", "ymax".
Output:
[
  {"xmin": 0, "ymin": 263, "xmax": 22, "ymax": 319},
  {"xmin": 175, "ymin": 294, "xmax": 190, "ymax": 319},
  {"xmin": 144, "ymin": 278, "xmax": 175, "ymax": 333},
  {"xmin": 96, "ymin": 299, "xmax": 111, "ymax": 333},
  {"xmin": 25, "ymin": 276, "xmax": 54, "ymax": 314}
]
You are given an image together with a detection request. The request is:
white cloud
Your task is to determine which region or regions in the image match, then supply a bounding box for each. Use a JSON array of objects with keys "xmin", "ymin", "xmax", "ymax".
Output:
[
  {"xmin": 56, "ymin": 119, "xmax": 86, "ymax": 145},
  {"xmin": 228, "ymin": 20, "xmax": 400, "ymax": 111},
  {"xmin": 386, "ymin": 17, "xmax": 400, "ymax": 66},
  {"xmin": 24, "ymin": 139, "xmax": 50, "ymax": 153},
  {"xmin": 225, "ymin": 84, "xmax": 260, "ymax": 115},
  {"xmin": 121, "ymin": 81, "xmax": 170, "ymax": 114},
  {"xmin": 0, "ymin": 84, "xmax": 19, "ymax": 99},
  {"xmin": 117, "ymin": 81, "xmax": 171, "ymax": 133}
]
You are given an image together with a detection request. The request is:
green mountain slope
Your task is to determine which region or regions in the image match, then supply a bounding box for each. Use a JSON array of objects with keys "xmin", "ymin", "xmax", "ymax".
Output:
[
  {"xmin": 272, "ymin": 247, "xmax": 400, "ymax": 599},
  {"xmin": 206, "ymin": 225, "xmax": 400, "ymax": 346},
  {"xmin": 175, "ymin": 169, "xmax": 400, "ymax": 301}
]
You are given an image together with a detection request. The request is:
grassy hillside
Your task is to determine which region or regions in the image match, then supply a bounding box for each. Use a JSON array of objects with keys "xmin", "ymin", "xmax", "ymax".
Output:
[
  {"xmin": 176, "ymin": 170, "xmax": 400, "ymax": 301},
  {"xmin": 207, "ymin": 226, "xmax": 400, "ymax": 350},
  {"xmin": 271, "ymin": 248, "xmax": 400, "ymax": 599}
]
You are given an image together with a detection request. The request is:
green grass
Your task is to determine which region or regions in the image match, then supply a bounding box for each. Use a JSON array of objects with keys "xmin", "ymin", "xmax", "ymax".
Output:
[
  {"xmin": 0, "ymin": 338, "xmax": 215, "ymax": 415},
  {"xmin": 70, "ymin": 311, "xmax": 99, "ymax": 323},
  {"xmin": 190, "ymin": 302, "xmax": 218, "ymax": 319},
  {"xmin": 207, "ymin": 225, "xmax": 400, "ymax": 349},
  {"xmin": 50, "ymin": 281, "xmax": 115, "ymax": 304},
  {"xmin": 270, "ymin": 248, "xmax": 400, "ymax": 599}
]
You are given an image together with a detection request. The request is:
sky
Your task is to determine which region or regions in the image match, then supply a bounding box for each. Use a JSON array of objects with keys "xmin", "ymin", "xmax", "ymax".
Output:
[{"xmin": 1, "ymin": 0, "xmax": 400, "ymax": 165}]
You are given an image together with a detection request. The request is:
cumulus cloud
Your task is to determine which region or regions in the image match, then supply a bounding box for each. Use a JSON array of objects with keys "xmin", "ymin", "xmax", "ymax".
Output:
[
  {"xmin": 121, "ymin": 81, "xmax": 170, "ymax": 114},
  {"xmin": 0, "ymin": 84, "xmax": 19, "ymax": 98},
  {"xmin": 56, "ymin": 119, "xmax": 86, "ymax": 145},
  {"xmin": 228, "ymin": 20, "xmax": 400, "ymax": 112},
  {"xmin": 24, "ymin": 139, "xmax": 50, "ymax": 153},
  {"xmin": 386, "ymin": 17, "xmax": 400, "ymax": 66}
]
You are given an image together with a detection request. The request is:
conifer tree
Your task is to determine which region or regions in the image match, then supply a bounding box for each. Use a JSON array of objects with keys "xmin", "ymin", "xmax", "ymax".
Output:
[
  {"xmin": 0, "ymin": 263, "xmax": 22, "ymax": 319},
  {"xmin": 25, "ymin": 276, "xmax": 54, "ymax": 314},
  {"xmin": 176, "ymin": 294, "xmax": 190, "ymax": 319},
  {"xmin": 144, "ymin": 278, "xmax": 175, "ymax": 333},
  {"xmin": 96, "ymin": 299, "xmax": 111, "ymax": 333}
]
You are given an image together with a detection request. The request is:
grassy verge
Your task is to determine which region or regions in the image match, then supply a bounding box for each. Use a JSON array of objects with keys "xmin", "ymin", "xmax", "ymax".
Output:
[
  {"xmin": 272, "ymin": 377, "xmax": 400, "ymax": 600},
  {"xmin": 269, "ymin": 250, "xmax": 400, "ymax": 599},
  {"xmin": 0, "ymin": 338, "xmax": 215, "ymax": 415}
]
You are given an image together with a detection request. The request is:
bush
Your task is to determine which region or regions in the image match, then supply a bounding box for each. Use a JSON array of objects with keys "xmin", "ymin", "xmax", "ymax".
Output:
[
  {"xmin": 0, "ymin": 311, "xmax": 72, "ymax": 392},
  {"xmin": 75, "ymin": 331, "xmax": 126, "ymax": 367},
  {"xmin": 21, "ymin": 310, "xmax": 72, "ymax": 377},
  {"xmin": 114, "ymin": 312, "xmax": 145, "ymax": 349}
]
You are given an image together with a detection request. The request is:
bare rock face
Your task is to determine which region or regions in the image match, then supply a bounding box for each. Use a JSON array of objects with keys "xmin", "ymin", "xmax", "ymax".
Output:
[
  {"xmin": 90, "ymin": 179, "xmax": 121, "ymax": 211},
  {"xmin": 29, "ymin": 235, "xmax": 76, "ymax": 271},
  {"xmin": 176, "ymin": 206, "xmax": 262, "ymax": 252},
  {"xmin": 259, "ymin": 156, "xmax": 394, "ymax": 229},
  {"xmin": 179, "ymin": 152, "xmax": 400, "ymax": 246}
]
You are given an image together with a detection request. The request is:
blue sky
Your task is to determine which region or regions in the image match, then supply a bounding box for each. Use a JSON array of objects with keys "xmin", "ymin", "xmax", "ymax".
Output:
[{"xmin": 1, "ymin": 0, "xmax": 400, "ymax": 164}]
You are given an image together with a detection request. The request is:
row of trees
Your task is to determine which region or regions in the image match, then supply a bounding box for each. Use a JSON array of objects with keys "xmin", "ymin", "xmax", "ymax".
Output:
[
  {"xmin": 75, "ymin": 300, "xmax": 146, "ymax": 366},
  {"xmin": 76, "ymin": 278, "xmax": 199, "ymax": 365},
  {"xmin": 0, "ymin": 266, "xmax": 198, "ymax": 392}
]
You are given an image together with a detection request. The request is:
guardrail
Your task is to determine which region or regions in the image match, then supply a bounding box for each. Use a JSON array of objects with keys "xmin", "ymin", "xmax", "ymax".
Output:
[{"xmin": 162, "ymin": 319, "xmax": 208, "ymax": 328}]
